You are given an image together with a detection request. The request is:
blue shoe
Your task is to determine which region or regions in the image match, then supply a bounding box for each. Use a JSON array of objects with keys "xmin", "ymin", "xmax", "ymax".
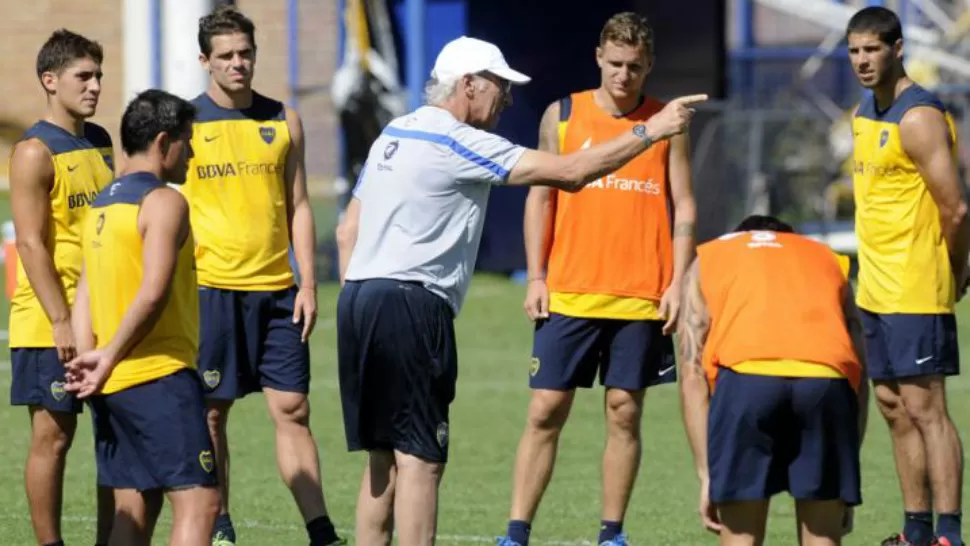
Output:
[
  {"xmin": 496, "ymin": 536, "xmax": 523, "ymax": 546},
  {"xmin": 599, "ymin": 532, "xmax": 629, "ymax": 546}
]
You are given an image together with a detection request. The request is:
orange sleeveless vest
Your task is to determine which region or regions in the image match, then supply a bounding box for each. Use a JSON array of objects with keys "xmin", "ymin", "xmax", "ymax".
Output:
[
  {"xmin": 697, "ymin": 231, "xmax": 861, "ymax": 391},
  {"xmin": 545, "ymin": 90, "xmax": 673, "ymax": 301}
]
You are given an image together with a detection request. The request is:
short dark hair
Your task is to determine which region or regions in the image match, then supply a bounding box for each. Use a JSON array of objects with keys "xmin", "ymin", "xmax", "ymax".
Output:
[
  {"xmin": 846, "ymin": 6, "xmax": 903, "ymax": 46},
  {"xmin": 36, "ymin": 29, "xmax": 104, "ymax": 80},
  {"xmin": 120, "ymin": 90, "xmax": 196, "ymax": 156},
  {"xmin": 198, "ymin": 5, "xmax": 257, "ymax": 57},
  {"xmin": 733, "ymin": 214, "xmax": 795, "ymax": 233}
]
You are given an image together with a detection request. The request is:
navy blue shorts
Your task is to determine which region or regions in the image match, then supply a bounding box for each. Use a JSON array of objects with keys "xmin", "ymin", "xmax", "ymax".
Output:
[
  {"xmin": 529, "ymin": 313, "xmax": 675, "ymax": 391},
  {"xmin": 860, "ymin": 310, "xmax": 959, "ymax": 381},
  {"xmin": 10, "ymin": 348, "xmax": 82, "ymax": 414},
  {"xmin": 89, "ymin": 369, "xmax": 217, "ymax": 492},
  {"xmin": 708, "ymin": 368, "xmax": 862, "ymax": 506},
  {"xmin": 337, "ymin": 279, "xmax": 457, "ymax": 463},
  {"xmin": 197, "ymin": 285, "xmax": 310, "ymax": 400}
]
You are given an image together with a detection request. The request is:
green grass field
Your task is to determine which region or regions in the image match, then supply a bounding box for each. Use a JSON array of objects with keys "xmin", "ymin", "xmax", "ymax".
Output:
[{"xmin": 0, "ymin": 197, "xmax": 969, "ymax": 545}]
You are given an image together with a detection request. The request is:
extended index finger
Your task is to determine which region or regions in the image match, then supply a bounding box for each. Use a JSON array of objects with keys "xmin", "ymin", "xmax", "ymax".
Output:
[{"xmin": 672, "ymin": 94, "xmax": 709, "ymax": 106}]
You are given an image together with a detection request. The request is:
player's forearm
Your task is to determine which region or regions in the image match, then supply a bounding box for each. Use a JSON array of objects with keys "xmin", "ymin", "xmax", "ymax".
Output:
[
  {"xmin": 671, "ymin": 203, "xmax": 697, "ymax": 282},
  {"xmin": 523, "ymin": 192, "xmax": 552, "ymax": 279},
  {"xmin": 680, "ymin": 373, "xmax": 711, "ymax": 482},
  {"xmin": 944, "ymin": 209, "xmax": 970, "ymax": 279},
  {"xmin": 16, "ymin": 239, "xmax": 71, "ymax": 324},
  {"xmin": 848, "ymin": 322, "xmax": 870, "ymax": 445},
  {"xmin": 562, "ymin": 130, "xmax": 657, "ymax": 190},
  {"xmin": 290, "ymin": 200, "xmax": 317, "ymax": 288},
  {"xmin": 857, "ymin": 379, "xmax": 870, "ymax": 446}
]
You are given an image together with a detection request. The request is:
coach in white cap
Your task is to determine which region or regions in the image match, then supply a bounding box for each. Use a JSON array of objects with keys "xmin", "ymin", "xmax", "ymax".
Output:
[{"xmin": 334, "ymin": 35, "xmax": 706, "ymax": 545}]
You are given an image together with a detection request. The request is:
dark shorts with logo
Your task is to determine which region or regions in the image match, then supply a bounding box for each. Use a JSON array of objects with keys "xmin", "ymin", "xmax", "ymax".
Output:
[
  {"xmin": 197, "ymin": 285, "xmax": 310, "ymax": 400},
  {"xmin": 860, "ymin": 310, "xmax": 959, "ymax": 381},
  {"xmin": 337, "ymin": 279, "xmax": 457, "ymax": 463},
  {"xmin": 10, "ymin": 347, "xmax": 83, "ymax": 414},
  {"xmin": 89, "ymin": 369, "xmax": 217, "ymax": 492},
  {"xmin": 529, "ymin": 313, "xmax": 676, "ymax": 391}
]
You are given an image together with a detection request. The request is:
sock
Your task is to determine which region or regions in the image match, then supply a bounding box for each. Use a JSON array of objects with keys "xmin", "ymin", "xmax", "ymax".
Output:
[
  {"xmin": 507, "ymin": 520, "xmax": 531, "ymax": 546},
  {"xmin": 938, "ymin": 512, "xmax": 963, "ymax": 546},
  {"xmin": 42, "ymin": 542, "xmax": 64, "ymax": 546},
  {"xmin": 904, "ymin": 511, "xmax": 935, "ymax": 546},
  {"xmin": 213, "ymin": 513, "xmax": 236, "ymax": 540},
  {"xmin": 307, "ymin": 515, "xmax": 340, "ymax": 545},
  {"xmin": 598, "ymin": 521, "xmax": 623, "ymax": 543}
]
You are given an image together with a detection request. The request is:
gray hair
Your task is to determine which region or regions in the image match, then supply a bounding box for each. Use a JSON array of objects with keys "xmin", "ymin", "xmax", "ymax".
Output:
[{"xmin": 423, "ymin": 76, "xmax": 459, "ymax": 106}]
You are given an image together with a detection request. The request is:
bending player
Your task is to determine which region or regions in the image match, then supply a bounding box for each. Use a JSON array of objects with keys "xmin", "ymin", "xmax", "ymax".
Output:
[{"xmin": 679, "ymin": 215, "xmax": 868, "ymax": 546}]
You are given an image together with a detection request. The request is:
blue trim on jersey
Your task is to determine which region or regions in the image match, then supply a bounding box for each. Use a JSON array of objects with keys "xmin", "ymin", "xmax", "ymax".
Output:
[
  {"xmin": 191, "ymin": 92, "xmax": 286, "ymax": 123},
  {"xmin": 382, "ymin": 126, "xmax": 510, "ymax": 179},
  {"xmin": 22, "ymin": 121, "xmax": 113, "ymax": 156},
  {"xmin": 352, "ymin": 161, "xmax": 367, "ymax": 197},
  {"xmin": 855, "ymin": 84, "xmax": 946, "ymax": 124},
  {"xmin": 92, "ymin": 172, "xmax": 166, "ymax": 208}
]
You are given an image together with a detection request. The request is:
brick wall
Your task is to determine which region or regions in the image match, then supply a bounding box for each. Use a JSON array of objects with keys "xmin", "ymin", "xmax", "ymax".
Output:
[
  {"xmin": 0, "ymin": 0, "xmax": 340, "ymax": 187},
  {"xmin": 0, "ymin": 0, "xmax": 125, "ymax": 175}
]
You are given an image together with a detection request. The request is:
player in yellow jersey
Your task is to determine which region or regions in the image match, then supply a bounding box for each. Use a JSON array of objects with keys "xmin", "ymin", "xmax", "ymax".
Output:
[
  {"xmin": 180, "ymin": 6, "xmax": 343, "ymax": 546},
  {"xmin": 848, "ymin": 7, "xmax": 969, "ymax": 546},
  {"xmin": 65, "ymin": 89, "xmax": 219, "ymax": 546},
  {"xmin": 8, "ymin": 29, "xmax": 114, "ymax": 546}
]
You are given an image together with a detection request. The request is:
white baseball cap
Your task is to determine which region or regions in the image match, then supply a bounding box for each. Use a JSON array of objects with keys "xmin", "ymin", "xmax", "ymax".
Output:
[{"xmin": 430, "ymin": 36, "xmax": 531, "ymax": 85}]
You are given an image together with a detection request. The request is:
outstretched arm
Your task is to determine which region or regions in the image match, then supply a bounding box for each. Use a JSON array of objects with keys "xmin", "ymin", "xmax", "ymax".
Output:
[{"xmin": 507, "ymin": 94, "xmax": 708, "ymax": 191}]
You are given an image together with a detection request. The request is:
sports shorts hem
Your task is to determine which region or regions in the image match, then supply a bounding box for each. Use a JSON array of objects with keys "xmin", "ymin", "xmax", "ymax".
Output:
[
  {"xmin": 259, "ymin": 380, "xmax": 310, "ymax": 395},
  {"xmin": 529, "ymin": 313, "xmax": 676, "ymax": 391}
]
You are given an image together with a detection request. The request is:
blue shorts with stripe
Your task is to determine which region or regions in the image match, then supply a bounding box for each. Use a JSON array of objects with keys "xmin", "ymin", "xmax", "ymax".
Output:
[
  {"xmin": 529, "ymin": 313, "xmax": 675, "ymax": 391},
  {"xmin": 860, "ymin": 310, "xmax": 959, "ymax": 381}
]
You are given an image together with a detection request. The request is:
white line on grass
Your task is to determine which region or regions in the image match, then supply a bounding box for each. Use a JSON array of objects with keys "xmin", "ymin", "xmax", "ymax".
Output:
[{"xmin": 11, "ymin": 514, "xmax": 597, "ymax": 545}]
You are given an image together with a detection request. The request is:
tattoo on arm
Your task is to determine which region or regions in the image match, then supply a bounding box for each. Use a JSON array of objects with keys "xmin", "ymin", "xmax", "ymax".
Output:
[
  {"xmin": 677, "ymin": 259, "xmax": 710, "ymax": 378},
  {"xmin": 673, "ymin": 221, "xmax": 694, "ymax": 238}
]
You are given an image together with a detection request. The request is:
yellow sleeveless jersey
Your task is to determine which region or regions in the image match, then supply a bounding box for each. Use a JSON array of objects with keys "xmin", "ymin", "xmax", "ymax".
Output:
[
  {"xmin": 852, "ymin": 84, "xmax": 958, "ymax": 314},
  {"xmin": 181, "ymin": 92, "xmax": 293, "ymax": 291},
  {"xmin": 83, "ymin": 173, "xmax": 199, "ymax": 394},
  {"xmin": 9, "ymin": 121, "xmax": 114, "ymax": 347}
]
